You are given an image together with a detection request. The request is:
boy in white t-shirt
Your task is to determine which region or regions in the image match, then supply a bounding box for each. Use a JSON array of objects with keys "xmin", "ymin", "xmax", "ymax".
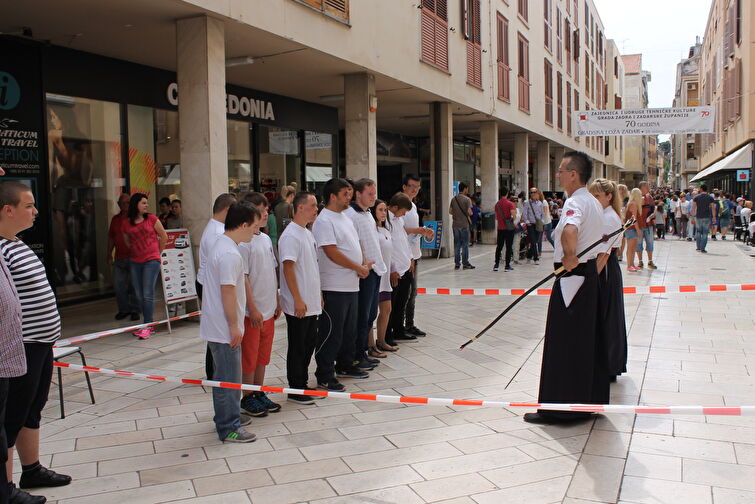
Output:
[
  {"xmin": 200, "ymin": 203, "xmax": 261, "ymax": 443},
  {"xmin": 238, "ymin": 193, "xmax": 282, "ymax": 417},
  {"xmin": 279, "ymin": 192, "xmax": 323, "ymax": 404},
  {"xmin": 312, "ymin": 179, "xmax": 372, "ymax": 392}
]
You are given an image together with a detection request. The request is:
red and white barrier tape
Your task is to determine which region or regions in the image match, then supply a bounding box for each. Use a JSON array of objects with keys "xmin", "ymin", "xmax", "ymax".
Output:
[
  {"xmin": 54, "ymin": 311, "xmax": 201, "ymax": 348},
  {"xmin": 53, "ymin": 361, "xmax": 753, "ymax": 416},
  {"xmin": 418, "ymin": 284, "xmax": 755, "ymax": 296}
]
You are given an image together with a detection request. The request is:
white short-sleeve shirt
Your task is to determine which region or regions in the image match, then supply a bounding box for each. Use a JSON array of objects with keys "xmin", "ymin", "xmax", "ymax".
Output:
[
  {"xmin": 403, "ymin": 202, "xmax": 422, "ymax": 260},
  {"xmin": 389, "ymin": 211, "xmax": 412, "ymax": 277},
  {"xmin": 312, "ymin": 208, "xmax": 362, "ymax": 292},
  {"xmin": 199, "ymin": 234, "xmax": 246, "ymax": 344},
  {"xmin": 344, "ymin": 205, "xmax": 388, "ymax": 276},
  {"xmin": 376, "ymin": 226, "xmax": 393, "ymax": 293},
  {"xmin": 553, "ymin": 187, "xmax": 605, "ymax": 263},
  {"xmin": 278, "ymin": 222, "xmax": 322, "ymax": 317},
  {"xmin": 599, "ymin": 206, "xmax": 623, "ymax": 254},
  {"xmin": 197, "ymin": 218, "xmax": 225, "ymax": 285},
  {"xmin": 239, "ymin": 232, "xmax": 278, "ymax": 320}
]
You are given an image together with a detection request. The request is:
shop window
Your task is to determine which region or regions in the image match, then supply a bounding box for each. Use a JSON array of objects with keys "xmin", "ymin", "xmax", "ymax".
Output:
[
  {"xmin": 46, "ymin": 94, "xmax": 122, "ymax": 300},
  {"xmin": 259, "ymin": 126, "xmax": 302, "ymax": 203},
  {"xmin": 227, "ymin": 120, "xmax": 253, "ymax": 195},
  {"xmin": 305, "ymin": 131, "xmax": 333, "ymax": 195}
]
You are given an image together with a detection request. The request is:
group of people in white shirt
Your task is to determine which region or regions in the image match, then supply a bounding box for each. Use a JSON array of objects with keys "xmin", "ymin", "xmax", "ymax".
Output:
[{"xmin": 194, "ymin": 176, "xmax": 432, "ymax": 443}]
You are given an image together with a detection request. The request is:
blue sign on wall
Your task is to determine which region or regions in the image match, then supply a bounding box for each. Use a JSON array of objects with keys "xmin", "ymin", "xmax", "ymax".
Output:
[
  {"xmin": 420, "ymin": 220, "xmax": 443, "ymax": 250},
  {"xmin": 736, "ymin": 169, "xmax": 750, "ymax": 182}
]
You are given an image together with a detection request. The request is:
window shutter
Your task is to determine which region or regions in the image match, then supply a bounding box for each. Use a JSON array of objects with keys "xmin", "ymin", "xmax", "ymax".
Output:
[
  {"xmin": 301, "ymin": 0, "xmax": 323, "ymax": 8},
  {"xmin": 497, "ymin": 14, "xmax": 510, "ymax": 101},
  {"xmin": 544, "ymin": 59, "xmax": 553, "ymax": 125},
  {"xmin": 467, "ymin": 41, "xmax": 482, "ymax": 87},
  {"xmin": 462, "ymin": 0, "xmax": 470, "ymax": 39},
  {"xmin": 734, "ymin": 58, "xmax": 742, "ymax": 118},
  {"xmin": 724, "ymin": 2, "xmax": 734, "ymax": 59},
  {"xmin": 323, "ymin": 0, "xmax": 348, "ymax": 19},
  {"xmin": 573, "ymin": 29, "xmax": 580, "ymax": 60},
  {"xmin": 420, "ymin": 0, "xmax": 449, "ymax": 71}
]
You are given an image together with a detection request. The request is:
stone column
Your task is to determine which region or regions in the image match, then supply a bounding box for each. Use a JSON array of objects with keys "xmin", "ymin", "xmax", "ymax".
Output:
[
  {"xmin": 536, "ymin": 141, "xmax": 550, "ymax": 191},
  {"xmin": 513, "ymin": 133, "xmax": 529, "ymax": 195},
  {"xmin": 480, "ymin": 121, "xmax": 498, "ymax": 244},
  {"xmin": 344, "ymin": 73, "xmax": 377, "ymax": 181},
  {"xmin": 176, "ymin": 16, "xmax": 227, "ymax": 265},
  {"xmin": 430, "ymin": 102, "xmax": 453, "ymax": 256}
]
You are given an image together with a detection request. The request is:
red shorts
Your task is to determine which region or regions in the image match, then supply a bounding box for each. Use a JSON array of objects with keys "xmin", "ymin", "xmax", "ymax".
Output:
[{"xmin": 241, "ymin": 316, "xmax": 275, "ymax": 373}]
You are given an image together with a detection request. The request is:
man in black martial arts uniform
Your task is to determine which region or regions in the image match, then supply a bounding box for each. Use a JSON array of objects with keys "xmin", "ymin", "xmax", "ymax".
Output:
[{"xmin": 524, "ymin": 151, "xmax": 610, "ymax": 425}]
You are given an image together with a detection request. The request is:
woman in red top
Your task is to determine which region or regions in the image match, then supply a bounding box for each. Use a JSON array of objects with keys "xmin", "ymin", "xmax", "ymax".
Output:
[{"xmin": 123, "ymin": 193, "xmax": 168, "ymax": 338}]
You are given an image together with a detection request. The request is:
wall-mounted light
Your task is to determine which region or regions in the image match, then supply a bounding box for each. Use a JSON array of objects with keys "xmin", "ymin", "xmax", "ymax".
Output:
[{"xmin": 369, "ymin": 95, "xmax": 378, "ymax": 113}]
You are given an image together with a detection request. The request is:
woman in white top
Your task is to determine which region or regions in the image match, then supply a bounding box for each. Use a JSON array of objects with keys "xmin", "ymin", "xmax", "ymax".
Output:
[
  {"xmin": 368, "ymin": 200, "xmax": 394, "ymax": 357},
  {"xmin": 539, "ymin": 190, "xmax": 554, "ymax": 252}
]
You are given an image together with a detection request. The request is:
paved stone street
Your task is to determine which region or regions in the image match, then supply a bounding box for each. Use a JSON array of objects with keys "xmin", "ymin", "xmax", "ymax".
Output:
[{"xmin": 39, "ymin": 238, "xmax": 754, "ymax": 504}]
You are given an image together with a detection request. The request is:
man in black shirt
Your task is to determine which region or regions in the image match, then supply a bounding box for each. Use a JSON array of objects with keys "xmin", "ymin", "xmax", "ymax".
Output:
[{"xmin": 691, "ymin": 184, "xmax": 717, "ymax": 253}]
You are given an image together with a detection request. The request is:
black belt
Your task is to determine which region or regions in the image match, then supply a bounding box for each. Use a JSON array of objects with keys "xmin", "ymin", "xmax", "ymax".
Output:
[{"xmin": 553, "ymin": 258, "xmax": 596, "ymax": 277}]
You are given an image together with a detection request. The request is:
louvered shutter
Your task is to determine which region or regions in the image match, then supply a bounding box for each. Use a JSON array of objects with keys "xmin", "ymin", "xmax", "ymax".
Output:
[
  {"xmin": 323, "ymin": 0, "xmax": 348, "ymax": 19},
  {"xmin": 734, "ymin": 58, "xmax": 742, "ymax": 118},
  {"xmin": 420, "ymin": 0, "xmax": 449, "ymax": 71}
]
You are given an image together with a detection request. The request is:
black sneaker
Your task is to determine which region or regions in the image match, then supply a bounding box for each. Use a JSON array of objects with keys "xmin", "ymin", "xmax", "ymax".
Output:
[
  {"xmin": 240, "ymin": 393, "xmax": 268, "ymax": 417},
  {"xmin": 354, "ymin": 358, "xmax": 375, "ymax": 371},
  {"xmin": 393, "ymin": 333, "xmax": 417, "ymax": 342},
  {"xmin": 454, "ymin": 265, "xmax": 460, "ymax": 270},
  {"xmin": 363, "ymin": 354, "xmax": 380, "ymax": 365},
  {"xmin": 19, "ymin": 465, "xmax": 71, "ymax": 489},
  {"xmin": 288, "ymin": 394, "xmax": 315, "ymax": 405},
  {"xmin": 130, "ymin": 312, "xmax": 140, "ymax": 321},
  {"xmin": 493, "ymin": 264, "xmax": 499, "ymax": 272},
  {"xmin": 257, "ymin": 392, "xmax": 281, "ymax": 413},
  {"xmin": 9, "ymin": 484, "xmax": 46, "ymax": 504},
  {"xmin": 336, "ymin": 367, "xmax": 369, "ymax": 379},
  {"xmin": 318, "ymin": 379, "xmax": 346, "ymax": 392},
  {"xmin": 405, "ymin": 326, "xmax": 426, "ymax": 337},
  {"xmin": 115, "ymin": 312, "xmax": 129, "ymax": 320}
]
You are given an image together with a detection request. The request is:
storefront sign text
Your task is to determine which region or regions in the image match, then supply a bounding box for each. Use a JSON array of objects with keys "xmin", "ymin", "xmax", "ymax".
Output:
[
  {"xmin": 167, "ymin": 83, "xmax": 275, "ymax": 121},
  {"xmin": 574, "ymin": 107, "xmax": 715, "ymax": 137}
]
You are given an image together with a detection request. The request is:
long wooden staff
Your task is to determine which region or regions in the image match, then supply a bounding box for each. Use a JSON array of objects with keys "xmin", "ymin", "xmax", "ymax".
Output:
[{"xmin": 459, "ymin": 218, "xmax": 636, "ymax": 350}]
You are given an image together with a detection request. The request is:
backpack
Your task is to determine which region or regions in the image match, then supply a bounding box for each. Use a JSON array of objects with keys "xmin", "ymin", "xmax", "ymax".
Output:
[{"xmin": 720, "ymin": 200, "xmax": 731, "ymax": 218}]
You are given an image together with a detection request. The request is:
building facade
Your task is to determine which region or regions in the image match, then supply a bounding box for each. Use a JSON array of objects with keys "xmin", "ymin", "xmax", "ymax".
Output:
[
  {"xmin": 1, "ymin": 0, "xmax": 625, "ymax": 303},
  {"xmin": 672, "ymin": 41, "xmax": 703, "ymax": 189},
  {"xmin": 620, "ymin": 54, "xmax": 651, "ymax": 186},
  {"xmin": 696, "ymin": 0, "xmax": 753, "ymax": 197},
  {"xmin": 604, "ymin": 39, "xmax": 626, "ymax": 181}
]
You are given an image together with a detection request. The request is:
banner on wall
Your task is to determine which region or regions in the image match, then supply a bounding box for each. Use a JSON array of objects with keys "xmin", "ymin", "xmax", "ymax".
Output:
[
  {"xmin": 574, "ymin": 107, "xmax": 715, "ymax": 137},
  {"xmin": 160, "ymin": 229, "xmax": 198, "ymax": 304},
  {"xmin": 0, "ymin": 38, "xmax": 49, "ymax": 260}
]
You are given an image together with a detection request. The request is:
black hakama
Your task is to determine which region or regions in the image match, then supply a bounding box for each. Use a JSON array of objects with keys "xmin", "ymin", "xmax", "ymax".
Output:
[
  {"xmin": 537, "ymin": 259, "xmax": 610, "ymax": 420},
  {"xmin": 598, "ymin": 250, "xmax": 628, "ymax": 377}
]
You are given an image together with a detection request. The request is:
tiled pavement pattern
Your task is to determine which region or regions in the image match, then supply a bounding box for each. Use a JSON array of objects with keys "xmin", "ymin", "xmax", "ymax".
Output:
[{"xmin": 36, "ymin": 237, "xmax": 755, "ymax": 503}]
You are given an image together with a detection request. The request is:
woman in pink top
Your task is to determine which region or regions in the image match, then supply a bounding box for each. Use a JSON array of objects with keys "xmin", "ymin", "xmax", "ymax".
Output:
[{"xmin": 123, "ymin": 193, "xmax": 168, "ymax": 338}]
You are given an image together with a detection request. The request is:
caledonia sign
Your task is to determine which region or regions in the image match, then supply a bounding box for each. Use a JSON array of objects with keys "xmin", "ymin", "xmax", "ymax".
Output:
[{"xmin": 574, "ymin": 107, "xmax": 715, "ymax": 137}]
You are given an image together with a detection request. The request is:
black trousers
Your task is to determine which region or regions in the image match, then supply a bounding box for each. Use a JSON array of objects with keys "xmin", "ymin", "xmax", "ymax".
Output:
[
  {"xmin": 388, "ymin": 271, "xmax": 413, "ymax": 344},
  {"xmin": 405, "ymin": 259, "xmax": 418, "ymax": 328},
  {"xmin": 285, "ymin": 314, "xmax": 318, "ymax": 389},
  {"xmin": 6, "ymin": 343, "xmax": 53, "ymax": 447},
  {"xmin": 494, "ymin": 230, "xmax": 515, "ymax": 267},
  {"xmin": 315, "ymin": 291, "xmax": 358, "ymax": 383}
]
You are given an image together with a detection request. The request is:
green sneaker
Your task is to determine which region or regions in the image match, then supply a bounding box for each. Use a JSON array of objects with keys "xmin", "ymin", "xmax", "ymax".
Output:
[{"xmin": 223, "ymin": 428, "xmax": 256, "ymax": 443}]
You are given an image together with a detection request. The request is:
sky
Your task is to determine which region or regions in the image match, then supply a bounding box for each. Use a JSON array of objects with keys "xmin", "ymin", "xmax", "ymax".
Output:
[{"xmin": 593, "ymin": 0, "xmax": 712, "ymax": 117}]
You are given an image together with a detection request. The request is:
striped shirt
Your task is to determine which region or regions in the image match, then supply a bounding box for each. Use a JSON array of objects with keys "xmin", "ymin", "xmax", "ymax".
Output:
[
  {"xmin": 0, "ymin": 257, "xmax": 26, "ymax": 377},
  {"xmin": 0, "ymin": 238, "xmax": 61, "ymax": 343}
]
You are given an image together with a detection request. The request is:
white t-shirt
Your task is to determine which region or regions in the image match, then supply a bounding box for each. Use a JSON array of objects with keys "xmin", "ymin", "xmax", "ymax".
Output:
[
  {"xmin": 197, "ymin": 218, "xmax": 225, "ymax": 285},
  {"xmin": 553, "ymin": 187, "xmax": 604, "ymax": 263},
  {"xmin": 741, "ymin": 207, "xmax": 752, "ymax": 225},
  {"xmin": 377, "ymin": 226, "xmax": 393, "ymax": 293},
  {"xmin": 278, "ymin": 222, "xmax": 322, "ymax": 317},
  {"xmin": 680, "ymin": 200, "xmax": 691, "ymax": 217},
  {"xmin": 599, "ymin": 206, "xmax": 623, "ymax": 254},
  {"xmin": 344, "ymin": 205, "xmax": 387, "ymax": 276},
  {"xmin": 239, "ymin": 232, "xmax": 278, "ymax": 320},
  {"xmin": 199, "ymin": 234, "xmax": 246, "ymax": 344},
  {"xmin": 389, "ymin": 211, "xmax": 412, "ymax": 276},
  {"xmin": 403, "ymin": 202, "xmax": 422, "ymax": 260},
  {"xmin": 312, "ymin": 208, "xmax": 362, "ymax": 292}
]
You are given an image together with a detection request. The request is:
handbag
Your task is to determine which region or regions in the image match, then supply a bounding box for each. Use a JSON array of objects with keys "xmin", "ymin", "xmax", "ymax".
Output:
[
  {"xmin": 528, "ymin": 201, "xmax": 544, "ymax": 232},
  {"xmin": 496, "ymin": 201, "xmax": 516, "ymax": 230}
]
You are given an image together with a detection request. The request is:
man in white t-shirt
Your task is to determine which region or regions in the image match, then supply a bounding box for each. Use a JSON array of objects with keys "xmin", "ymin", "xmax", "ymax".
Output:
[
  {"xmin": 238, "ymin": 193, "xmax": 282, "ymax": 417},
  {"xmin": 279, "ymin": 192, "xmax": 322, "ymax": 404},
  {"xmin": 399, "ymin": 174, "xmax": 434, "ymax": 340},
  {"xmin": 198, "ymin": 193, "xmax": 237, "ymax": 381},
  {"xmin": 312, "ymin": 179, "xmax": 372, "ymax": 392},
  {"xmin": 200, "ymin": 203, "xmax": 260, "ymax": 443},
  {"xmin": 344, "ymin": 178, "xmax": 387, "ymax": 371}
]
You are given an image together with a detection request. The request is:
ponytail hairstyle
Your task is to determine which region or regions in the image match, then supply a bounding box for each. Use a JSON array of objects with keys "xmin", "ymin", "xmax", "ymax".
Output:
[{"xmin": 589, "ymin": 178, "xmax": 621, "ymax": 218}]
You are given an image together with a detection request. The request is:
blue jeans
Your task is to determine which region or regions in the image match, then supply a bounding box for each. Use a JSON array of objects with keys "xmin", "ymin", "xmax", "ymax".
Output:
[
  {"xmin": 527, "ymin": 227, "xmax": 543, "ymax": 260},
  {"xmin": 113, "ymin": 258, "xmax": 139, "ymax": 315},
  {"xmin": 453, "ymin": 227, "xmax": 471, "ymax": 266},
  {"xmin": 207, "ymin": 342, "xmax": 241, "ymax": 439},
  {"xmin": 129, "ymin": 259, "xmax": 160, "ymax": 323},
  {"xmin": 543, "ymin": 223, "xmax": 554, "ymax": 250},
  {"xmin": 636, "ymin": 226, "xmax": 654, "ymax": 253},
  {"xmin": 356, "ymin": 271, "xmax": 380, "ymax": 359},
  {"xmin": 695, "ymin": 217, "xmax": 711, "ymax": 251}
]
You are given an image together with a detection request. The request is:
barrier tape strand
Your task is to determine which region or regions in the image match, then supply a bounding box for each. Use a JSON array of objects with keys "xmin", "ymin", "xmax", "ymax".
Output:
[
  {"xmin": 54, "ymin": 362, "xmax": 753, "ymax": 416},
  {"xmin": 418, "ymin": 284, "xmax": 755, "ymax": 296}
]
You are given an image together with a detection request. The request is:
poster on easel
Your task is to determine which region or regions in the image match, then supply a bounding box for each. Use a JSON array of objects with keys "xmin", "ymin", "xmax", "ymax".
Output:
[{"xmin": 160, "ymin": 229, "xmax": 198, "ymax": 331}]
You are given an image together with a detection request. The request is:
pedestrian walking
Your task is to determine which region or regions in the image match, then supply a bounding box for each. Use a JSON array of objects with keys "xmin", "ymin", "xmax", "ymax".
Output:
[
  {"xmin": 540, "ymin": 190, "xmax": 554, "ymax": 251},
  {"xmin": 654, "ymin": 204, "xmax": 666, "ymax": 240},
  {"xmin": 589, "ymin": 179, "xmax": 627, "ymax": 382},
  {"xmin": 200, "ymin": 203, "xmax": 260, "ymax": 443},
  {"xmin": 123, "ymin": 193, "xmax": 168, "ymax": 339},
  {"xmin": 313, "ymin": 178, "xmax": 372, "ymax": 392},
  {"xmin": 692, "ymin": 184, "xmax": 716, "ymax": 253},
  {"xmin": 523, "ymin": 152, "xmax": 609, "ymax": 425},
  {"xmin": 279, "ymin": 192, "xmax": 322, "ymax": 405},
  {"xmin": 449, "ymin": 182, "xmax": 475, "ymax": 270},
  {"xmin": 106, "ymin": 193, "xmax": 139, "ymax": 321},
  {"xmin": 522, "ymin": 187, "xmax": 545, "ymax": 265},
  {"xmin": 493, "ymin": 187, "xmax": 516, "ymax": 272},
  {"xmin": 636, "ymin": 181, "xmax": 657, "ymax": 269}
]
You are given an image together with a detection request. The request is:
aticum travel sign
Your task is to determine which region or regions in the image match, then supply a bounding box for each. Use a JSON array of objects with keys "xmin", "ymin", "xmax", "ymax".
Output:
[{"xmin": 574, "ymin": 107, "xmax": 715, "ymax": 137}]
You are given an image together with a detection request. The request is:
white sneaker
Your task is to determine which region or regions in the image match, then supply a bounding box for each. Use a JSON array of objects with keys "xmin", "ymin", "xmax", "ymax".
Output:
[{"xmin": 534, "ymin": 260, "xmax": 540, "ymax": 265}]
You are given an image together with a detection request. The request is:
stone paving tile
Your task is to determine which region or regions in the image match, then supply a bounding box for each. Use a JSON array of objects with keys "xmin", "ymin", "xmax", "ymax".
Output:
[{"xmin": 38, "ymin": 241, "xmax": 755, "ymax": 503}]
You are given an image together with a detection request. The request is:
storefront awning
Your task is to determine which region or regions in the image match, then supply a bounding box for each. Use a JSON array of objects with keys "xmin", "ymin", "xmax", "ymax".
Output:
[{"xmin": 690, "ymin": 143, "xmax": 751, "ymax": 182}]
